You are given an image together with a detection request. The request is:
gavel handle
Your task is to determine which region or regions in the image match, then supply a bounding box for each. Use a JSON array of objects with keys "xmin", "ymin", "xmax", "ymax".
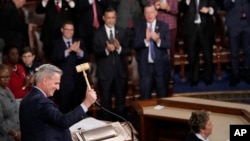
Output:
[{"xmin": 83, "ymin": 70, "xmax": 91, "ymax": 89}]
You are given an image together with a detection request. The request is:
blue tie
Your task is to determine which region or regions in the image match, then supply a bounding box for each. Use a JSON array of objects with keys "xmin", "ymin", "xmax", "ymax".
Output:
[
  {"xmin": 67, "ymin": 41, "xmax": 71, "ymax": 48},
  {"xmin": 149, "ymin": 24, "xmax": 155, "ymax": 60}
]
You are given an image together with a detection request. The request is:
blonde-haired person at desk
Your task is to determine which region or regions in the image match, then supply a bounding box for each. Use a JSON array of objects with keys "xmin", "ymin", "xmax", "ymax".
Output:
[
  {"xmin": 185, "ymin": 110, "xmax": 214, "ymax": 141},
  {"xmin": 0, "ymin": 64, "xmax": 21, "ymax": 141},
  {"xmin": 19, "ymin": 64, "xmax": 97, "ymax": 141}
]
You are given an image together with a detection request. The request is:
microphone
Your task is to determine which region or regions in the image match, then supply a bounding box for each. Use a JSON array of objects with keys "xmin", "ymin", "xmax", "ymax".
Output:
[{"xmin": 94, "ymin": 101, "xmax": 135, "ymax": 141}]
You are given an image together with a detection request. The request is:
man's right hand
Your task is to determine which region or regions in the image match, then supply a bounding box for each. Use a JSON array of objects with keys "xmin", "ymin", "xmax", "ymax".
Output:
[{"xmin": 83, "ymin": 88, "xmax": 97, "ymax": 108}]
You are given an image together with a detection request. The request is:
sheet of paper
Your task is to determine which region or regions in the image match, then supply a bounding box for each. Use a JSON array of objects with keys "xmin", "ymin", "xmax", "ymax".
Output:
[{"xmin": 70, "ymin": 117, "xmax": 107, "ymax": 133}]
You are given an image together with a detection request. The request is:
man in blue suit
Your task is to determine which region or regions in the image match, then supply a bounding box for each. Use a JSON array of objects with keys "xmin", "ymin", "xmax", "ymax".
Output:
[
  {"xmin": 224, "ymin": 0, "xmax": 250, "ymax": 86},
  {"xmin": 133, "ymin": 3, "xmax": 170, "ymax": 99},
  {"xmin": 19, "ymin": 64, "xmax": 97, "ymax": 141}
]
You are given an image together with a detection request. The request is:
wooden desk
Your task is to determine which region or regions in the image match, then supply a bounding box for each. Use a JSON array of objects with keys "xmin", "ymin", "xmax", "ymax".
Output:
[{"xmin": 131, "ymin": 97, "xmax": 250, "ymax": 141}]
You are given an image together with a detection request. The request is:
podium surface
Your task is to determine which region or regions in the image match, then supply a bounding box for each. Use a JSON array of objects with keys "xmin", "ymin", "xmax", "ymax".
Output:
[
  {"xmin": 131, "ymin": 97, "xmax": 250, "ymax": 141},
  {"xmin": 70, "ymin": 117, "xmax": 138, "ymax": 141}
]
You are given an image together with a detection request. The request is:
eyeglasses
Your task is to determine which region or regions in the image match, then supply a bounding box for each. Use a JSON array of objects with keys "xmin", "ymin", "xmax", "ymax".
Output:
[{"xmin": 0, "ymin": 75, "xmax": 10, "ymax": 80}]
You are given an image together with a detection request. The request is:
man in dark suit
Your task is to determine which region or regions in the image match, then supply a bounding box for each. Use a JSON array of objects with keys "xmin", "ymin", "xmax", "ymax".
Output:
[
  {"xmin": 133, "ymin": 3, "xmax": 170, "ymax": 99},
  {"xmin": 19, "ymin": 64, "xmax": 97, "ymax": 141},
  {"xmin": 224, "ymin": 0, "xmax": 250, "ymax": 86},
  {"xmin": 0, "ymin": 0, "xmax": 28, "ymax": 53},
  {"xmin": 51, "ymin": 21, "xmax": 88, "ymax": 113},
  {"xmin": 75, "ymin": 0, "xmax": 110, "ymax": 53},
  {"xmin": 179, "ymin": 0, "xmax": 216, "ymax": 87},
  {"xmin": 36, "ymin": 0, "xmax": 76, "ymax": 60},
  {"xmin": 93, "ymin": 7, "xmax": 130, "ymax": 121}
]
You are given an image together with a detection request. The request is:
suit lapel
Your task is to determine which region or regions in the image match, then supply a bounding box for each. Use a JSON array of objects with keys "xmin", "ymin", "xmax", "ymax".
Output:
[
  {"xmin": 155, "ymin": 20, "xmax": 160, "ymax": 33},
  {"xmin": 101, "ymin": 26, "xmax": 109, "ymax": 41},
  {"xmin": 60, "ymin": 38, "xmax": 67, "ymax": 49},
  {"xmin": 114, "ymin": 26, "xmax": 119, "ymax": 40}
]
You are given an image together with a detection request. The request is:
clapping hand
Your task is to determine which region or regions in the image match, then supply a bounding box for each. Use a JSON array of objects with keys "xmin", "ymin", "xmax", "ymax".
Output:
[{"xmin": 106, "ymin": 41, "xmax": 116, "ymax": 52}]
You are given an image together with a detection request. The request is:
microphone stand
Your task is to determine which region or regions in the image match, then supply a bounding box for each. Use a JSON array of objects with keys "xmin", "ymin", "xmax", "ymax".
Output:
[{"xmin": 80, "ymin": 69, "xmax": 135, "ymax": 141}]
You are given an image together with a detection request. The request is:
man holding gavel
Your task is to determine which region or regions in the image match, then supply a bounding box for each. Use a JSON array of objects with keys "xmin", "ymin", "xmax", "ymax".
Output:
[
  {"xmin": 93, "ymin": 7, "xmax": 130, "ymax": 121},
  {"xmin": 19, "ymin": 64, "xmax": 97, "ymax": 141}
]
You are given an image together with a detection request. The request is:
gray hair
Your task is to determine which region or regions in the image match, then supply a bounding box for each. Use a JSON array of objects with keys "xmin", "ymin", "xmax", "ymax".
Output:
[{"xmin": 35, "ymin": 64, "xmax": 62, "ymax": 83}]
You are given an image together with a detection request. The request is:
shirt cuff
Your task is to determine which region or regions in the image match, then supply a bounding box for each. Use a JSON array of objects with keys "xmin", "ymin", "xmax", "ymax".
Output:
[
  {"xmin": 232, "ymin": 0, "xmax": 235, "ymax": 2},
  {"xmin": 105, "ymin": 48, "xmax": 110, "ymax": 55},
  {"xmin": 144, "ymin": 39, "xmax": 150, "ymax": 47},
  {"xmin": 77, "ymin": 50, "xmax": 84, "ymax": 58},
  {"xmin": 80, "ymin": 103, "xmax": 88, "ymax": 112},
  {"xmin": 42, "ymin": 0, "xmax": 47, "ymax": 7},
  {"xmin": 68, "ymin": 1, "xmax": 75, "ymax": 8},
  {"xmin": 65, "ymin": 50, "xmax": 69, "ymax": 57},
  {"xmin": 208, "ymin": 7, "xmax": 214, "ymax": 15},
  {"xmin": 89, "ymin": 0, "xmax": 93, "ymax": 4},
  {"xmin": 186, "ymin": 0, "xmax": 190, "ymax": 5},
  {"xmin": 157, "ymin": 40, "xmax": 161, "ymax": 47},
  {"xmin": 116, "ymin": 46, "xmax": 122, "ymax": 54}
]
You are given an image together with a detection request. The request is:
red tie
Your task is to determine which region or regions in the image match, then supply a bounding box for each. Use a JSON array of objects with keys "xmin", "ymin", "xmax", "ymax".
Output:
[
  {"xmin": 92, "ymin": 0, "xmax": 100, "ymax": 28},
  {"xmin": 55, "ymin": 0, "xmax": 61, "ymax": 13}
]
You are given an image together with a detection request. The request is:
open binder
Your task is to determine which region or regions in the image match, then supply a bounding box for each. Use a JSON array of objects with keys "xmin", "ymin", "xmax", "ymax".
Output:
[
  {"xmin": 75, "ymin": 124, "xmax": 117, "ymax": 141},
  {"xmin": 71, "ymin": 118, "xmax": 132, "ymax": 141}
]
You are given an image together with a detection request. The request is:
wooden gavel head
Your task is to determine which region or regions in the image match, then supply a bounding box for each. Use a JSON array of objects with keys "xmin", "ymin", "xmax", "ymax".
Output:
[{"xmin": 75, "ymin": 63, "xmax": 90, "ymax": 73}]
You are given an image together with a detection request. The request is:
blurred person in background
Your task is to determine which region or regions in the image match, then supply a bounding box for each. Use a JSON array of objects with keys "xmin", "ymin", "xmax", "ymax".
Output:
[
  {"xmin": 35, "ymin": 0, "xmax": 76, "ymax": 61},
  {"xmin": 3, "ymin": 46, "xmax": 30, "ymax": 99},
  {"xmin": 0, "ymin": 0, "xmax": 29, "ymax": 53},
  {"xmin": 0, "ymin": 64, "xmax": 21, "ymax": 141},
  {"xmin": 224, "ymin": 0, "xmax": 250, "ymax": 86}
]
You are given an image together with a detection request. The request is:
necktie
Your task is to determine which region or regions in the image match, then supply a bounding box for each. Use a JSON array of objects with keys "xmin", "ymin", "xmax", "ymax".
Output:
[
  {"xmin": 92, "ymin": 0, "xmax": 100, "ymax": 28},
  {"xmin": 67, "ymin": 41, "xmax": 71, "ymax": 48},
  {"xmin": 195, "ymin": 0, "xmax": 199, "ymax": 21},
  {"xmin": 149, "ymin": 24, "xmax": 155, "ymax": 60},
  {"xmin": 55, "ymin": 0, "xmax": 61, "ymax": 13},
  {"xmin": 109, "ymin": 30, "xmax": 114, "ymax": 44}
]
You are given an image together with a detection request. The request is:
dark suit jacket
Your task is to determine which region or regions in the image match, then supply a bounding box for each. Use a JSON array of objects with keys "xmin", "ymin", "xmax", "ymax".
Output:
[
  {"xmin": 19, "ymin": 87, "xmax": 87, "ymax": 141},
  {"xmin": 116, "ymin": 0, "xmax": 148, "ymax": 29},
  {"xmin": 224, "ymin": 0, "xmax": 250, "ymax": 34},
  {"xmin": 51, "ymin": 37, "xmax": 88, "ymax": 98},
  {"xmin": 179, "ymin": 0, "xmax": 216, "ymax": 36},
  {"xmin": 36, "ymin": 0, "xmax": 75, "ymax": 44},
  {"xmin": 75, "ymin": 0, "xmax": 111, "ymax": 38},
  {"xmin": 133, "ymin": 20, "xmax": 170, "ymax": 76},
  {"xmin": 93, "ymin": 25, "xmax": 130, "ymax": 80},
  {"xmin": 0, "ymin": 0, "xmax": 27, "ymax": 50},
  {"xmin": 51, "ymin": 37, "xmax": 88, "ymax": 76}
]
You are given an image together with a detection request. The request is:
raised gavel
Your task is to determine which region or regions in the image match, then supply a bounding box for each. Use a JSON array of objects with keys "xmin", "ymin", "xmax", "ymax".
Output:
[{"xmin": 75, "ymin": 63, "xmax": 91, "ymax": 89}]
